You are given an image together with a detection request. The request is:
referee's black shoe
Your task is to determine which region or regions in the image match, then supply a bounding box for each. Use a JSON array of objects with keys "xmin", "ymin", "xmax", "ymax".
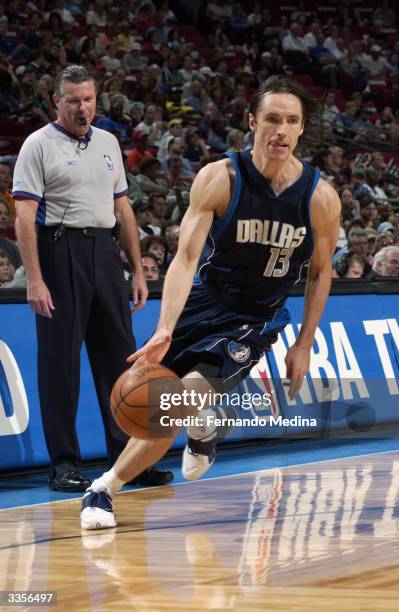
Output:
[
  {"xmin": 128, "ymin": 466, "xmax": 174, "ymax": 487},
  {"xmin": 49, "ymin": 470, "xmax": 91, "ymax": 492}
]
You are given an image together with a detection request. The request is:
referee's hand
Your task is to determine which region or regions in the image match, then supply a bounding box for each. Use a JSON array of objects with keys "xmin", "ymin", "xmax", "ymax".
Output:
[
  {"xmin": 27, "ymin": 280, "xmax": 55, "ymax": 318},
  {"xmin": 131, "ymin": 273, "xmax": 148, "ymax": 313}
]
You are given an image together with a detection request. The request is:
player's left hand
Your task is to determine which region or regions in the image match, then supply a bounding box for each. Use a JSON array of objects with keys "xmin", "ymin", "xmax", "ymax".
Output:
[
  {"xmin": 131, "ymin": 272, "xmax": 148, "ymax": 313},
  {"xmin": 127, "ymin": 329, "xmax": 172, "ymax": 365},
  {"xmin": 285, "ymin": 344, "xmax": 311, "ymax": 400}
]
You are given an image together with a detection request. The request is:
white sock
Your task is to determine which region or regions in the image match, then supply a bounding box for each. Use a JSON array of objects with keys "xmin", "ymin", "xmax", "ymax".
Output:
[
  {"xmin": 188, "ymin": 408, "xmax": 217, "ymax": 442},
  {"xmin": 188, "ymin": 406, "xmax": 237, "ymax": 442},
  {"xmin": 90, "ymin": 468, "xmax": 125, "ymax": 496}
]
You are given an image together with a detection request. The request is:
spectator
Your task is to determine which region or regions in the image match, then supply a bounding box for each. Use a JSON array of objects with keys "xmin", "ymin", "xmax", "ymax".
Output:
[
  {"xmin": 363, "ymin": 169, "xmax": 388, "ymax": 202},
  {"xmin": 127, "ymin": 131, "xmax": 153, "ymax": 172},
  {"xmin": 333, "ymin": 101, "xmax": 358, "ymax": 135},
  {"xmin": 351, "ymin": 169, "xmax": 369, "ymax": 200},
  {"xmin": 227, "ymin": 3, "xmax": 248, "ymax": 35},
  {"xmin": 340, "ymin": 43, "xmax": 368, "ymax": 91},
  {"xmin": 140, "ymin": 235, "xmax": 168, "ymax": 273},
  {"xmin": 123, "ymin": 42, "xmax": 148, "ymax": 72},
  {"xmin": 135, "ymin": 103, "xmax": 164, "ymax": 146},
  {"xmin": 360, "ymin": 45, "xmax": 389, "ymax": 81},
  {"xmin": 372, "ymin": 2, "xmax": 396, "ymax": 27},
  {"xmin": 31, "ymin": 79, "xmax": 57, "ymax": 123},
  {"xmin": 50, "ymin": 1, "xmax": 75, "ymax": 25},
  {"xmin": 167, "ymin": 155, "xmax": 194, "ymax": 189},
  {"xmin": 134, "ymin": 200, "xmax": 162, "ymax": 240},
  {"xmin": 369, "ymin": 246, "xmax": 399, "ymax": 279},
  {"xmin": 129, "ymin": 102, "xmax": 144, "ymax": 129},
  {"xmin": 378, "ymin": 221, "xmax": 395, "ymax": 234},
  {"xmin": 378, "ymin": 203, "xmax": 394, "ymax": 224},
  {"xmin": 374, "ymin": 232, "xmax": 394, "ymax": 255},
  {"xmin": 157, "ymin": 118, "xmax": 183, "ymax": 161},
  {"xmin": 333, "ymin": 228, "xmax": 372, "ymax": 276},
  {"xmin": 358, "ymin": 195, "xmax": 379, "ymax": 229},
  {"xmin": 0, "ymin": 21, "xmax": 16, "ymax": 56},
  {"xmin": 207, "ymin": 118, "xmax": 228, "ymax": 152},
  {"xmin": 101, "ymin": 42, "xmax": 121, "ymax": 71},
  {"xmin": 226, "ymin": 129, "xmax": 245, "ymax": 152},
  {"xmin": 134, "ymin": 72, "xmax": 156, "ymax": 105},
  {"xmin": 310, "ymin": 32, "xmax": 339, "ymax": 89},
  {"xmin": 247, "ymin": 3, "xmax": 262, "ymax": 28},
  {"xmin": 95, "ymin": 94, "xmax": 132, "ymax": 143},
  {"xmin": 334, "ymin": 254, "xmax": 365, "ymax": 279},
  {"xmin": 179, "ymin": 53, "xmax": 202, "ymax": 84},
  {"xmin": 77, "ymin": 24, "xmax": 105, "ymax": 56},
  {"xmin": 183, "ymin": 129, "xmax": 210, "ymax": 169},
  {"xmin": 161, "ymin": 137, "xmax": 196, "ymax": 176},
  {"xmin": 141, "ymin": 252, "xmax": 160, "ymax": 281},
  {"xmin": 324, "ymin": 25, "xmax": 340, "ymax": 57},
  {"xmin": 0, "ymin": 248, "xmax": 14, "ymax": 286},
  {"xmin": 99, "ymin": 77, "xmax": 131, "ymax": 115},
  {"xmin": 148, "ymin": 193, "xmax": 167, "ymax": 227},
  {"xmin": 183, "ymin": 79, "xmax": 207, "ymax": 114},
  {"xmin": 86, "ymin": 0, "xmax": 107, "ymax": 27},
  {"xmin": 282, "ymin": 22, "xmax": 309, "ymax": 57},
  {"xmin": 0, "ymin": 263, "xmax": 26, "ymax": 289},
  {"xmin": 137, "ymin": 157, "xmax": 170, "ymax": 196},
  {"xmin": 375, "ymin": 106, "xmax": 395, "ymax": 139},
  {"xmin": 321, "ymin": 91, "xmax": 340, "ymax": 127},
  {"xmin": 340, "ymin": 187, "xmax": 359, "ymax": 224},
  {"xmin": 302, "ymin": 21, "xmax": 321, "ymax": 50},
  {"xmin": 206, "ymin": 0, "xmax": 225, "ymax": 26},
  {"xmin": 116, "ymin": 23, "xmax": 136, "ymax": 54},
  {"xmin": 0, "ymin": 162, "xmax": 16, "ymax": 234},
  {"xmin": 0, "ymin": 200, "xmax": 21, "ymax": 269},
  {"xmin": 160, "ymin": 52, "xmax": 184, "ymax": 92},
  {"xmin": 164, "ymin": 222, "xmax": 180, "ymax": 266}
]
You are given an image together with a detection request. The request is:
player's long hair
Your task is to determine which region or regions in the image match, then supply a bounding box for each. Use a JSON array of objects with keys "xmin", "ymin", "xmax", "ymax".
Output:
[{"xmin": 249, "ymin": 76, "xmax": 321, "ymax": 154}]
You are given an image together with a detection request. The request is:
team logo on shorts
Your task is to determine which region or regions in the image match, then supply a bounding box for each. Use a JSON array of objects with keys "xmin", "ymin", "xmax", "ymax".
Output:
[
  {"xmin": 104, "ymin": 154, "xmax": 114, "ymax": 171},
  {"xmin": 227, "ymin": 341, "xmax": 251, "ymax": 363}
]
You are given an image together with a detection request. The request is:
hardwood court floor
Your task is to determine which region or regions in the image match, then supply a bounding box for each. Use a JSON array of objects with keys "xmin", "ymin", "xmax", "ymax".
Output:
[{"xmin": 1, "ymin": 451, "xmax": 399, "ymax": 611}]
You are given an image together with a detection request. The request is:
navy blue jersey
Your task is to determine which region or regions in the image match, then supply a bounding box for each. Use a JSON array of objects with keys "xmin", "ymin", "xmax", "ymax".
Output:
[{"xmin": 196, "ymin": 150, "xmax": 320, "ymax": 317}]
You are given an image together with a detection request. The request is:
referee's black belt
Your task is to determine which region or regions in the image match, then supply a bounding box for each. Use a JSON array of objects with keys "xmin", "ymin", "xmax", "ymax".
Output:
[{"xmin": 38, "ymin": 226, "xmax": 114, "ymax": 237}]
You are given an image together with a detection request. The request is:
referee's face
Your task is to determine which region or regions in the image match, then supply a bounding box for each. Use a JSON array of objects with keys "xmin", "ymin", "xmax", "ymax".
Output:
[{"xmin": 54, "ymin": 80, "xmax": 97, "ymax": 137}]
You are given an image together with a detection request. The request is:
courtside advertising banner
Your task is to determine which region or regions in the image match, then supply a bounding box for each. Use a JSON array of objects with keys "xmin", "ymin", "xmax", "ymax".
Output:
[{"xmin": 0, "ymin": 294, "xmax": 398, "ymax": 470}]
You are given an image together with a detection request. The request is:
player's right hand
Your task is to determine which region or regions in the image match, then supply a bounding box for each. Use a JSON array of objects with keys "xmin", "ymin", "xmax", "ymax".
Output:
[
  {"xmin": 127, "ymin": 330, "xmax": 172, "ymax": 365},
  {"xmin": 27, "ymin": 280, "xmax": 55, "ymax": 318}
]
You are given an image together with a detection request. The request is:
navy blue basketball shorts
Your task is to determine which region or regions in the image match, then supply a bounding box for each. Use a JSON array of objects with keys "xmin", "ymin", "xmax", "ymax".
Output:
[{"xmin": 162, "ymin": 284, "xmax": 291, "ymax": 391}]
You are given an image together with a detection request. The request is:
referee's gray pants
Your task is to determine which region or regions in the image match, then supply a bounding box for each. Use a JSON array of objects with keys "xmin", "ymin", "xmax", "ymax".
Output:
[{"xmin": 36, "ymin": 227, "xmax": 135, "ymax": 476}]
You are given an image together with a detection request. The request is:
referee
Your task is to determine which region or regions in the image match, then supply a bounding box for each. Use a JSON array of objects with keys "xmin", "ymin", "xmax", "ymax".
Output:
[{"xmin": 12, "ymin": 65, "xmax": 173, "ymax": 492}]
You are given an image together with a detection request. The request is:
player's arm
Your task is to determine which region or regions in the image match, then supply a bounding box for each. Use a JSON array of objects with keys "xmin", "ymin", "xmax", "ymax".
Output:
[
  {"xmin": 115, "ymin": 194, "xmax": 148, "ymax": 312},
  {"xmin": 285, "ymin": 179, "xmax": 341, "ymax": 399},
  {"xmin": 15, "ymin": 198, "xmax": 55, "ymax": 318},
  {"xmin": 128, "ymin": 160, "xmax": 231, "ymax": 364}
]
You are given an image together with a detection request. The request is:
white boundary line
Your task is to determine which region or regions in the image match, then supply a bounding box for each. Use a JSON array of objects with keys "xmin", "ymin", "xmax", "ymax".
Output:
[{"xmin": 1, "ymin": 445, "xmax": 399, "ymax": 513}]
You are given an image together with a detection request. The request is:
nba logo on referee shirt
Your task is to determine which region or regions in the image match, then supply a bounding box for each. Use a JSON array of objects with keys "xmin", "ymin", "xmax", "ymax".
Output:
[{"xmin": 104, "ymin": 154, "xmax": 114, "ymax": 171}]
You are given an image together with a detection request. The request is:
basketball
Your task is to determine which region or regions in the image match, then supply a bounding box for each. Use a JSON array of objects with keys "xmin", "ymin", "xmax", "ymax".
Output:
[{"xmin": 110, "ymin": 363, "xmax": 183, "ymax": 440}]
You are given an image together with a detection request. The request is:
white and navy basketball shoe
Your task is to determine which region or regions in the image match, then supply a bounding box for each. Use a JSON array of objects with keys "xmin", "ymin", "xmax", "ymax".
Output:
[
  {"xmin": 182, "ymin": 405, "xmax": 237, "ymax": 480},
  {"xmin": 182, "ymin": 437, "xmax": 217, "ymax": 481},
  {"xmin": 80, "ymin": 489, "xmax": 117, "ymax": 530}
]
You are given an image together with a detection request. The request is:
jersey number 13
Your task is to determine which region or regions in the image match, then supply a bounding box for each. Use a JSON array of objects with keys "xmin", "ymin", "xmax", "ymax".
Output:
[{"xmin": 263, "ymin": 247, "xmax": 294, "ymax": 277}]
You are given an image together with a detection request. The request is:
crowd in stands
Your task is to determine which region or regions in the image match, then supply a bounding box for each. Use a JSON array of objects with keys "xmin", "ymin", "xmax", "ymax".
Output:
[{"xmin": 0, "ymin": 0, "xmax": 399, "ymax": 288}]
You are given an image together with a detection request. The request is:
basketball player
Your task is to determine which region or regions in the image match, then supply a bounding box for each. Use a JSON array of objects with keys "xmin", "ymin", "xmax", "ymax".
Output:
[{"xmin": 81, "ymin": 76, "xmax": 341, "ymax": 529}]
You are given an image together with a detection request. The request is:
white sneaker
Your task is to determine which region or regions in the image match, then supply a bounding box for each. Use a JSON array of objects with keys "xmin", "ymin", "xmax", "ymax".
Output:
[
  {"xmin": 80, "ymin": 490, "xmax": 117, "ymax": 530},
  {"xmin": 182, "ymin": 437, "xmax": 217, "ymax": 481}
]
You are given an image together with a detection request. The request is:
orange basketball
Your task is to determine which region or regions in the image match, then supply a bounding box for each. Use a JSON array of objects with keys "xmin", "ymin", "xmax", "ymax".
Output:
[{"xmin": 110, "ymin": 363, "xmax": 183, "ymax": 440}]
